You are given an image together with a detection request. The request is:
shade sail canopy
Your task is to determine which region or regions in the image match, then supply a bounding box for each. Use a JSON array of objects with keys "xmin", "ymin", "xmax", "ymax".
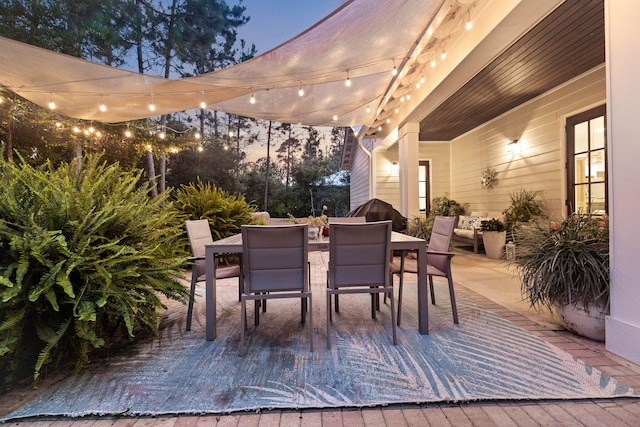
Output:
[{"xmin": 0, "ymin": 0, "xmax": 473, "ymax": 128}]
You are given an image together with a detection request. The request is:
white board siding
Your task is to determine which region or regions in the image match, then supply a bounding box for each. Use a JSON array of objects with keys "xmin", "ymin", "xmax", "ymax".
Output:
[
  {"xmin": 349, "ymin": 138, "xmax": 374, "ymax": 211},
  {"xmin": 450, "ymin": 66, "xmax": 606, "ymax": 218},
  {"xmin": 418, "ymin": 142, "xmax": 452, "ymax": 211},
  {"xmin": 373, "ymin": 146, "xmax": 400, "ymax": 209}
]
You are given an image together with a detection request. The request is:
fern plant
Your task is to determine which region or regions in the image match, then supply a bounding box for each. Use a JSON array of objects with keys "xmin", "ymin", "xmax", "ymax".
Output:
[
  {"xmin": 173, "ymin": 179, "xmax": 257, "ymax": 240},
  {"xmin": 0, "ymin": 155, "xmax": 189, "ymax": 391}
]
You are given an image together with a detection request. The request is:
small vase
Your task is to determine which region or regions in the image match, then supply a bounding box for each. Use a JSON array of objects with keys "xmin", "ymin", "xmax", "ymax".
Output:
[{"xmin": 308, "ymin": 227, "xmax": 319, "ymax": 240}]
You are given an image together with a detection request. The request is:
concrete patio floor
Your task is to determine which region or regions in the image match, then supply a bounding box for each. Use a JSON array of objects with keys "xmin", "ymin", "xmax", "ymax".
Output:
[{"xmin": 1, "ymin": 249, "xmax": 639, "ymax": 426}]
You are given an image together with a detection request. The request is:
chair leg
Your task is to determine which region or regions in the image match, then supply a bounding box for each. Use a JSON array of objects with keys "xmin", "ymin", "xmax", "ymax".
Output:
[
  {"xmin": 389, "ymin": 287, "xmax": 397, "ymax": 345},
  {"xmin": 186, "ymin": 267, "xmax": 197, "ymax": 331},
  {"xmin": 254, "ymin": 299, "xmax": 260, "ymax": 326},
  {"xmin": 308, "ymin": 295, "xmax": 314, "ymax": 352},
  {"xmin": 301, "ymin": 296, "xmax": 307, "ymax": 324},
  {"xmin": 397, "ymin": 272, "xmax": 404, "ymax": 326},
  {"xmin": 240, "ymin": 299, "xmax": 246, "ymax": 356},
  {"xmin": 448, "ymin": 275, "xmax": 459, "ymax": 324},
  {"xmin": 335, "ymin": 294, "xmax": 339, "ymax": 312},
  {"xmin": 326, "ymin": 291, "xmax": 332, "ymax": 349},
  {"xmin": 429, "ymin": 276, "xmax": 436, "ymax": 305},
  {"xmin": 371, "ymin": 291, "xmax": 376, "ymax": 319}
]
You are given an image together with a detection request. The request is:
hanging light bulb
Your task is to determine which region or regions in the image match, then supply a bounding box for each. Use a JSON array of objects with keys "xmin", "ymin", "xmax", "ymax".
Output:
[
  {"xmin": 158, "ymin": 131, "xmax": 165, "ymax": 139},
  {"xmin": 416, "ymin": 82, "xmax": 421, "ymax": 89},
  {"xmin": 378, "ymin": 126, "xmax": 382, "ymax": 131},
  {"xmin": 99, "ymin": 96, "xmax": 106, "ymax": 112},
  {"xmin": 249, "ymin": 94, "xmax": 256, "ymax": 104},
  {"xmin": 392, "ymin": 65, "xmax": 397, "ymax": 76},
  {"xmin": 400, "ymin": 96, "xmax": 405, "ymax": 103},
  {"xmin": 73, "ymin": 126, "xmax": 81, "ymax": 133},
  {"xmin": 406, "ymin": 94, "xmax": 411, "ymax": 100},
  {"xmin": 95, "ymin": 131, "xmax": 102, "ymax": 137},
  {"xmin": 197, "ymin": 145, "xmax": 204, "ymax": 152},
  {"xmin": 333, "ymin": 113, "xmax": 338, "ymax": 121},
  {"xmin": 298, "ymin": 86, "xmax": 304, "ymax": 96},
  {"xmin": 149, "ymin": 95, "xmax": 155, "ymax": 111},
  {"xmin": 420, "ymin": 76, "xmax": 425, "ymax": 84},
  {"xmin": 466, "ymin": 13, "xmax": 473, "ymax": 30},
  {"xmin": 48, "ymin": 94, "xmax": 56, "ymax": 110},
  {"xmin": 441, "ymin": 50, "xmax": 447, "ymax": 60},
  {"xmin": 194, "ymin": 131, "xmax": 201, "ymax": 140},
  {"xmin": 124, "ymin": 129, "xmax": 132, "ymax": 138},
  {"xmin": 430, "ymin": 59, "xmax": 436, "ymax": 68},
  {"xmin": 386, "ymin": 118, "xmax": 391, "ymax": 123},
  {"xmin": 200, "ymin": 91, "xmax": 206, "ymax": 109},
  {"xmin": 366, "ymin": 105, "xmax": 371, "ymax": 113},
  {"xmin": 345, "ymin": 71, "xmax": 351, "ymax": 87}
]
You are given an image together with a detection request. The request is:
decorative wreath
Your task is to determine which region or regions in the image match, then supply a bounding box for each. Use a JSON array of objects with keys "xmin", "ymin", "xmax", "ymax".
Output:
[{"xmin": 481, "ymin": 167, "xmax": 498, "ymax": 189}]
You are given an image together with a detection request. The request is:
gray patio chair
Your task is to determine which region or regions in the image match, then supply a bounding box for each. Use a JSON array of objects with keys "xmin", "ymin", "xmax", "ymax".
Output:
[
  {"xmin": 185, "ymin": 219, "xmax": 241, "ymax": 331},
  {"xmin": 240, "ymin": 224, "xmax": 313, "ymax": 356},
  {"xmin": 391, "ymin": 215, "xmax": 458, "ymax": 326},
  {"xmin": 326, "ymin": 220, "xmax": 396, "ymax": 349}
]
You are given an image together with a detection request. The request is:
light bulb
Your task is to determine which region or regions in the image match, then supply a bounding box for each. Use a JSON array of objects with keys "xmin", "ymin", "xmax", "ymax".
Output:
[
  {"xmin": 441, "ymin": 51, "xmax": 447, "ymax": 60},
  {"xmin": 366, "ymin": 105, "xmax": 370, "ymax": 113},
  {"xmin": 431, "ymin": 60, "xmax": 436, "ymax": 68},
  {"xmin": 400, "ymin": 96, "xmax": 405, "ymax": 103},
  {"xmin": 194, "ymin": 132, "xmax": 201, "ymax": 139},
  {"xmin": 124, "ymin": 129, "xmax": 132, "ymax": 138},
  {"xmin": 99, "ymin": 102, "xmax": 106, "ymax": 112},
  {"xmin": 249, "ymin": 94, "xmax": 255, "ymax": 104},
  {"xmin": 378, "ymin": 126, "xmax": 382, "ymax": 131},
  {"xmin": 345, "ymin": 76, "xmax": 351, "ymax": 87},
  {"xmin": 406, "ymin": 94, "xmax": 411, "ymax": 100},
  {"xmin": 158, "ymin": 131, "xmax": 165, "ymax": 139},
  {"xmin": 420, "ymin": 76, "xmax": 425, "ymax": 84},
  {"xmin": 386, "ymin": 118, "xmax": 391, "ymax": 123},
  {"xmin": 200, "ymin": 100, "xmax": 206, "ymax": 109},
  {"xmin": 197, "ymin": 145, "xmax": 204, "ymax": 152},
  {"xmin": 149, "ymin": 100, "xmax": 155, "ymax": 111},
  {"xmin": 73, "ymin": 126, "xmax": 80, "ymax": 133},
  {"xmin": 333, "ymin": 114, "xmax": 338, "ymax": 121},
  {"xmin": 392, "ymin": 66, "xmax": 397, "ymax": 76},
  {"xmin": 298, "ymin": 87, "xmax": 304, "ymax": 96},
  {"xmin": 416, "ymin": 82, "xmax": 421, "ymax": 89},
  {"xmin": 466, "ymin": 19, "xmax": 473, "ymax": 30},
  {"xmin": 95, "ymin": 131, "xmax": 102, "ymax": 137},
  {"xmin": 48, "ymin": 100, "xmax": 56, "ymax": 110}
]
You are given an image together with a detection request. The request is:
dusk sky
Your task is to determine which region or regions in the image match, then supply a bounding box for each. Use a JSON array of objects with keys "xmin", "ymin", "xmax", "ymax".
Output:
[{"xmin": 236, "ymin": 0, "xmax": 345, "ymax": 55}]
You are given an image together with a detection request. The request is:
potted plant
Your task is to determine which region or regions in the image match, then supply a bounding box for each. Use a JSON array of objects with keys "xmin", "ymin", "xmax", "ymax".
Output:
[
  {"xmin": 479, "ymin": 218, "xmax": 506, "ymax": 259},
  {"xmin": 511, "ymin": 213, "xmax": 609, "ymax": 341},
  {"xmin": 503, "ymin": 188, "xmax": 544, "ymax": 239}
]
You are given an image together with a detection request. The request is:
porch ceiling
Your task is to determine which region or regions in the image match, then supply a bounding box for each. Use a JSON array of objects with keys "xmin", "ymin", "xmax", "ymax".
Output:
[{"xmin": 418, "ymin": 0, "xmax": 605, "ymax": 141}]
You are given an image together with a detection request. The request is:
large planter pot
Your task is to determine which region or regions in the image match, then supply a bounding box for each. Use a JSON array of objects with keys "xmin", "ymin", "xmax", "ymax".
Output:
[
  {"xmin": 555, "ymin": 302, "xmax": 607, "ymax": 342},
  {"xmin": 483, "ymin": 231, "xmax": 506, "ymax": 259}
]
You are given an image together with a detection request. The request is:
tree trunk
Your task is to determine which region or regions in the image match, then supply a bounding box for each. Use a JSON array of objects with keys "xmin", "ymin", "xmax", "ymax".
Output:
[
  {"xmin": 159, "ymin": 152, "xmax": 166, "ymax": 193},
  {"xmin": 263, "ymin": 120, "xmax": 272, "ymax": 210},
  {"xmin": 147, "ymin": 150, "xmax": 158, "ymax": 198}
]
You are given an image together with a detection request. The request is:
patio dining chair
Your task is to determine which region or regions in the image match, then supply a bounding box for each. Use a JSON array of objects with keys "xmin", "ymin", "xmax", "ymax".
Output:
[
  {"xmin": 240, "ymin": 224, "xmax": 313, "ymax": 356},
  {"xmin": 184, "ymin": 219, "xmax": 241, "ymax": 331},
  {"xmin": 326, "ymin": 220, "xmax": 397, "ymax": 349},
  {"xmin": 391, "ymin": 215, "xmax": 458, "ymax": 326}
]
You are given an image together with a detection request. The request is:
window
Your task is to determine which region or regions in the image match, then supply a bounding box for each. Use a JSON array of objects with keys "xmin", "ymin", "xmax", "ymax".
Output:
[
  {"xmin": 566, "ymin": 105, "xmax": 607, "ymax": 216},
  {"xmin": 418, "ymin": 161, "xmax": 430, "ymax": 213}
]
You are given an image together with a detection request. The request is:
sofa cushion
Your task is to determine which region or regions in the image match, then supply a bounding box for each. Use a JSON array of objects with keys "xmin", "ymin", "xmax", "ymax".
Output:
[
  {"xmin": 454, "ymin": 229, "xmax": 477, "ymax": 239},
  {"xmin": 457, "ymin": 215, "xmax": 481, "ymax": 230}
]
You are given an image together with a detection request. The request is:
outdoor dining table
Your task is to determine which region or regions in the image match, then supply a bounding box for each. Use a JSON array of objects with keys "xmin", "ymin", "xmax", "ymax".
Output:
[{"xmin": 204, "ymin": 230, "xmax": 429, "ymax": 340}]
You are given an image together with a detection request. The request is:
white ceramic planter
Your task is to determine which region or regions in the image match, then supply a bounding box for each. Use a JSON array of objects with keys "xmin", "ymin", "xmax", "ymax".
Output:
[
  {"xmin": 555, "ymin": 302, "xmax": 607, "ymax": 342},
  {"xmin": 483, "ymin": 231, "xmax": 506, "ymax": 259}
]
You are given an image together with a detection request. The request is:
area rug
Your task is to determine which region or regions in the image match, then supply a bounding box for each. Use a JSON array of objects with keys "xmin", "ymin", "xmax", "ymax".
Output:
[{"xmin": 2, "ymin": 266, "xmax": 638, "ymax": 421}]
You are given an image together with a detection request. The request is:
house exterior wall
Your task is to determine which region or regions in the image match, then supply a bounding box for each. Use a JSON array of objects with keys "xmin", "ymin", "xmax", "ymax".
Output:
[
  {"xmin": 348, "ymin": 138, "xmax": 374, "ymax": 211},
  {"xmin": 418, "ymin": 142, "xmax": 452, "ymax": 211},
  {"xmin": 449, "ymin": 65, "xmax": 606, "ymax": 218},
  {"xmin": 372, "ymin": 145, "xmax": 400, "ymax": 210}
]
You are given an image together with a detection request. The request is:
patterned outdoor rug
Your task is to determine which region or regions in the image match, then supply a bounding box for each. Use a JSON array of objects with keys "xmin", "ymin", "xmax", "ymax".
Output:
[{"xmin": 2, "ymin": 263, "xmax": 638, "ymax": 421}]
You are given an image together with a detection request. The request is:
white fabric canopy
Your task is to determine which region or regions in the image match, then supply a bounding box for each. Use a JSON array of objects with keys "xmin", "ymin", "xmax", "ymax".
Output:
[{"xmin": 0, "ymin": 0, "xmax": 472, "ymax": 128}]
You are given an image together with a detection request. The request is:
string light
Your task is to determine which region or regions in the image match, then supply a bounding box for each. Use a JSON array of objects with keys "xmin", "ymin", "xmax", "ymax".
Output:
[
  {"xmin": 48, "ymin": 94, "xmax": 56, "ymax": 110},
  {"xmin": 298, "ymin": 80, "xmax": 304, "ymax": 96},
  {"xmin": 441, "ymin": 50, "xmax": 447, "ymax": 60},
  {"xmin": 466, "ymin": 12, "xmax": 473, "ymax": 30},
  {"xmin": 200, "ymin": 92, "xmax": 206, "ymax": 109},
  {"xmin": 333, "ymin": 113, "xmax": 338, "ymax": 121},
  {"xmin": 345, "ymin": 71, "xmax": 351, "ymax": 87},
  {"xmin": 99, "ymin": 95, "xmax": 106, "ymax": 112},
  {"xmin": 378, "ymin": 126, "xmax": 382, "ymax": 131},
  {"xmin": 392, "ymin": 64, "xmax": 398, "ymax": 76},
  {"xmin": 124, "ymin": 129, "xmax": 133, "ymax": 138},
  {"xmin": 194, "ymin": 131, "xmax": 201, "ymax": 139},
  {"xmin": 366, "ymin": 105, "xmax": 370, "ymax": 113},
  {"xmin": 249, "ymin": 94, "xmax": 256, "ymax": 104},
  {"xmin": 430, "ymin": 59, "xmax": 436, "ymax": 68},
  {"xmin": 197, "ymin": 145, "xmax": 204, "ymax": 152},
  {"xmin": 149, "ymin": 95, "xmax": 155, "ymax": 111}
]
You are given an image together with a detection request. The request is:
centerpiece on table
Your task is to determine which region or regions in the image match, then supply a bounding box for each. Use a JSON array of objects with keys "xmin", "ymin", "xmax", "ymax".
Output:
[{"xmin": 511, "ymin": 212, "xmax": 609, "ymax": 341}]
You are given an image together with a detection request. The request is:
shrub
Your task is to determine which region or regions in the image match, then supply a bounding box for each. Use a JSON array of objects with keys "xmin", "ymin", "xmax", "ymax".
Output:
[
  {"xmin": 0, "ymin": 155, "xmax": 189, "ymax": 391},
  {"xmin": 406, "ymin": 196, "xmax": 465, "ymax": 240},
  {"xmin": 173, "ymin": 179, "xmax": 258, "ymax": 240},
  {"xmin": 513, "ymin": 213, "xmax": 609, "ymax": 311},
  {"xmin": 479, "ymin": 218, "xmax": 506, "ymax": 232}
]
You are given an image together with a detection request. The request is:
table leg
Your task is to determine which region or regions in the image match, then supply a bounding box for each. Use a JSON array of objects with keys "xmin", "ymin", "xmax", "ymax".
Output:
[
  {"xmin": 417, "ymin": 246, "xmax": 429, "ymax": 334},
  {"xmin": 205, "ymin": 246, "xmax": 217, "ymax": 340}
]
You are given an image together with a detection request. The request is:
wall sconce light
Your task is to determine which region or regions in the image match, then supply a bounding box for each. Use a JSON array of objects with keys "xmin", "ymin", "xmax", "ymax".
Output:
[
  {"xmin": 391, "ymin": 161, "xmax": 399, "ymax": 176},
  {"xmin": 507, "ymin": 139, "xmax": 520, "ymax": 154}
]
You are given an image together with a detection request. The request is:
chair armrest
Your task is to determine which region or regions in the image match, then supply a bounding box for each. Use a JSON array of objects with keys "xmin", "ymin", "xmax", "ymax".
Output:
[
  {"xmin": 426, "ymin": 250, "xmax": 455, "ymax": 257},
  {"xmin": 187, "ymin": 256, "xmax": 205, "ymax": 261}
]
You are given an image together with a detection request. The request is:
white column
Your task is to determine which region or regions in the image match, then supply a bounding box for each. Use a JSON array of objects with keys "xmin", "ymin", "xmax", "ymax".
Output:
[
  {"xmin": 605, "ymin": 0, "xmax": 640, "ymax": 364},
  {"xmin": 398, "ymin": 123, "xmax": 420, "ymax": 218}
]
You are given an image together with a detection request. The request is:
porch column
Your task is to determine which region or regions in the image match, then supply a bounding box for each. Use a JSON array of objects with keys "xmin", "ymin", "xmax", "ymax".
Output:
[
  {"xmin": 605, "ymin": 0, "xmax": 640, "ymax": 364},
  {"xmin": 398, "ymin": 122, "xmax": 420, "ymax": 218}
]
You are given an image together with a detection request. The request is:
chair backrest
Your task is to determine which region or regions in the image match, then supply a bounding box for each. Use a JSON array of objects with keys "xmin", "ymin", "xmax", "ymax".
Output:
[
  {"xmin": 328, "ymin": 216, "xmax": 366, "ymax": 224},
  {"xmin": 185, "ymin": 219, "xmax": 213, "ymax": 277},
  {"xmin": 328, "ymin": 221, "xmax": 391, "ymax": 288},
  {"xmin": 427, "ymin": 216, "xmax": 456, "ymax": 272},
  {"xmin": 241, "ymin": 224, "xmax": 309, "ymax": 294}
]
